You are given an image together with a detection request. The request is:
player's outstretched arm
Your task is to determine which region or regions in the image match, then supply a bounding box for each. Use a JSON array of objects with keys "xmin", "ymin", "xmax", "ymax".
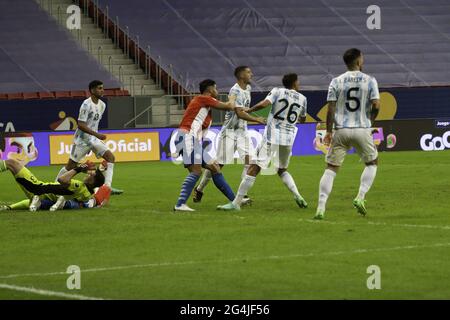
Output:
[
  {"xmin": 324, "ymin": 101, "xmax": 336, "ymax": 145},
  {"xmin": 211, "ymin": 100, "xmax": 236, "ymax": 111},
  {"xmin": 58, "ymin": 162, "xmax": 93, "ymax": 186},
  {"xmin": 235, "ymin": 107, "xmax": 266, "ymax": 124},
  {"xmin": 247, "ymin": 99, "xmax": 271, "ymax": 113},
  {"xmin": 77, "ymin": 121, "xmax": 106, "ymax": 140}
]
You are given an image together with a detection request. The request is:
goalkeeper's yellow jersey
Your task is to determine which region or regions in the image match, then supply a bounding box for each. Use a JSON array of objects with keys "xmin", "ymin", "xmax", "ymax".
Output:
[{"xmin": 44, "ymin": 180, "xmax": 92, "ymax": 202}]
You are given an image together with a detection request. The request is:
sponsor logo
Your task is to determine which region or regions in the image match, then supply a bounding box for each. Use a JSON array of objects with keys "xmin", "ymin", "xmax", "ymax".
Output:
[
  {"xmin": 420, "ymin": 131, "xmax": 450, "ymax": 151},
  {"xmin": 435, "ymin": 119, "xmax": 450, "ymax": 128},
  {"xmin": 49, "ymin": 132, "xmax": 160, "ymax": 164}
]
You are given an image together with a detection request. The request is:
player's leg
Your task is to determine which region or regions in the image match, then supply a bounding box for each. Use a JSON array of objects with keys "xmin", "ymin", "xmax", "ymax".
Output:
[
  {"xmin": 56, "ymin": 143, "xmax": 87, "ymax": 180},
  {"xmin": 315, "ymin": 130, "xmax": 348, "ymax": 219},
  {"xmin": 194, "ymin": 132, "xmax": 232, "ymax": 201},
  {"xmin": 174, "ymin": 133, "xmax": 202, "ymax": 212},
  {"xmin": 0, "ymin": 199, "xmax": 30, "ymax": 211},
  {"xmin": 276, "ymin": 145, "xmax": 307, "ymax": 208},
  {"xmin": 217, "ymin": 137, "xmax": 268, "ymax": 211},
  {"xmin": 237, "ymin": 132, "xmax": 253, "ymax": 205},
  {"xmin": 352, "ymin": 129, "xmax": 379, "ymax": 216}
]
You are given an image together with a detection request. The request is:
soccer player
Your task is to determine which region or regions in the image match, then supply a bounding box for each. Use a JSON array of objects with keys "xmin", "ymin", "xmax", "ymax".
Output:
[
  {"xmin": 217, "ymin": 73, "xmax": 308, "ymax": 211},
  {"xmin": 55, "ymin": 80, "xmax": 120, "ymax": 203},
  {"xmin": 314, "ymin": 48, "xmax": 380, "ymax": 219},
  {"xmin": 193, "ymin": 66, "xmax": 261, "ymax": 204},
  {"xmin": 0, "ymin": 158, "xmax": 107, "ymax": 211},
  {"xmin": 174, "ymin": 79, "xmax": 259, "ymax": 212}
]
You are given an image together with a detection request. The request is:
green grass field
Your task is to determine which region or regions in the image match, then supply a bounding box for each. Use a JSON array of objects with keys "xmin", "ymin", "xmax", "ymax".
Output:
[{"xmin": 0, "ymin": 150, "xmax": 449, "ymax": 300}]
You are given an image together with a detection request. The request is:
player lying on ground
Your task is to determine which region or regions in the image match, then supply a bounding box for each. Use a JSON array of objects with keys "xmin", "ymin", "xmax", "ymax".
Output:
[
  {"xmin": 0, "ymin": 159, "xmax": 110, "ymax": 212},
  {"xmin": 174, "ymin": 79, "xmax": 263, "ymax": 212},
  {"xmin": 217, "ymin": 73, "xmax": 308, "ymax": 211},
  {"xmin": 55, "ymin": 80, "xmax": 123, "ymax": 200},
  {"xmin": 315, "ymin": 48, "xmax": 380, "ymax": 220},
  {"xmin": 193, "ymin": 66, "xmax": 264, "ymax": 205}
]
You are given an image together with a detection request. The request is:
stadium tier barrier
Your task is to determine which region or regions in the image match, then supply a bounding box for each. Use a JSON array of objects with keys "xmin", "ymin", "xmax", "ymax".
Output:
[{"xmin": 1, "ymin": 119, "xmax": 449, "ymax": 168}]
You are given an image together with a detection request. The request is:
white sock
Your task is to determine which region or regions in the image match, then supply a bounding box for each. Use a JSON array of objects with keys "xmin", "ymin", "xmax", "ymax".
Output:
[
  {"xmin": 318, "ymin": 169, "xmax": 336, "ymax": 211},
  {"xmin": 233, "ymin": 175, "xmax": 256, "ymax": 206},
  {"xmin": 56, "ymin": 166, "xmax": 68, "ymax": 181},
  {"xmin": 279, "ymin": 171, "xmax": 300, "ymax": 198},
  {"xmin": 196, "ymin": 169, "xmax": 212, "ymax": 192},
  {"xmin": 104, "ymin": 162, "xmax": 114, "ymax": 187},
  {"xmin": 357, "ymin": 165, "xmax": 377, "ymax": 200}
]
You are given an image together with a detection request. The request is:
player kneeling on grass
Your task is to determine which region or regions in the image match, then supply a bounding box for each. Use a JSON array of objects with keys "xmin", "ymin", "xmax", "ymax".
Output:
[
  {"xmin": 173, "ymin": 79, "xmax": 263, "ymax": 212},
  {"xmin": 217, "ymin": 73, "xmax": 308, "ymax": 211},
  {"xmin": 0, "ymin": 159, "xmax": 110, "ymax": 212}
]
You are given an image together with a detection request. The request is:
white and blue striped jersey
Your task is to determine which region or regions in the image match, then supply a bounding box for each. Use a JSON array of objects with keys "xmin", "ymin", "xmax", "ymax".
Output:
[
  {"xmin": 327, "ymin": 71, "xmax": 379, "ymax": 129},
  {"xmin": 74, "ymin": 97, "xmax": 106, "ymax": 145},
  {"xmin": 220, "ymin": 83, "xmax": 251, "ymax": 132},
  {"xmin": 263, "ymin": 87, "xmax": 307, "ymax": 146}
]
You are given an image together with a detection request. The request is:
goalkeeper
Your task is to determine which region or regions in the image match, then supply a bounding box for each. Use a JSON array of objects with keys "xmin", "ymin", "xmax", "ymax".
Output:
[{"xmin": 0, "ymin": 158, "xmax": 110, "ymax": 212}]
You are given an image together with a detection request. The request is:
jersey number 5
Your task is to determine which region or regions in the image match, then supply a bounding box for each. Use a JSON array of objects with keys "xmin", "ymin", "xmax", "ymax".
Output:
[
  {"xmin": 274, "ymin": 99, "xmax": 300, "ymax": 124},
  {"xmin": 345, "ymin": 87, "xmax": 360, "ymax": 112}
]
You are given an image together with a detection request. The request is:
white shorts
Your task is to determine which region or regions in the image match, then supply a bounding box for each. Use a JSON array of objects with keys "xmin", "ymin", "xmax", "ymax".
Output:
[
  {"xmin": 326, "ymin": 128, "xmax": 378, "ymax": 166},
  {"xmin": 256, "ymin": 139, "xmax": 292, "ymax": 170},
  {"xmin": 215, "ymin": 130, "xmax": 254, "ymax": 165},
  {"xmin": 70, "ymin": 138, "xmax": 109, "ymax": 163}
]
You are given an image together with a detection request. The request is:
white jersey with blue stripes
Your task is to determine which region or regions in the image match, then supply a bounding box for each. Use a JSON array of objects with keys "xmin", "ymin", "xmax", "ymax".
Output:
[
  {"xmin": 264, "ymin": 87, "xmax": 307, "ymax": 146},
  {"xmin": 327, "ymin": 71, "xmax": 379, "ymax": 129},
  {"xmin": 221, "ymin": 83, "xmax": 251, "ymax": 132}
]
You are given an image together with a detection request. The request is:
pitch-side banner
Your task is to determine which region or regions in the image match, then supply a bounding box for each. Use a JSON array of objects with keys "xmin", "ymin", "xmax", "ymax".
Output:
[{"xmin": 0, "ymin": 119, "xmax": 448, "ymax": 167}]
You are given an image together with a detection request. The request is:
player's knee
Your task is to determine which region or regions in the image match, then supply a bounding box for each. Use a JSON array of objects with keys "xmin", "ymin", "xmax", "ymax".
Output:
[
  {"xmin": 104, "ymin": 151, "xmax": 115, "ymax": 163},
  {"xmin": 277, "ymin": 168, "xmax": 287, "ymax": 176},
  {"xmin": 366, "ymin": 158, "xmax": 378, "ymax": 166},
  {"xmin": 326, "ymin": 163, "xmax": 340, "ymax": 173},
  {"xmin": 247, "ymin": 164, "xmax": 260, "ymax": 176}
]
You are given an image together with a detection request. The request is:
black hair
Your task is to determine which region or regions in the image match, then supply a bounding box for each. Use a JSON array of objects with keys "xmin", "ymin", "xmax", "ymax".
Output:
[
  {"xmin": 343, "ymin": 48, "xmax": 362, "ymax": 67},
  {"xmin": 86, "ymin": 169, "xmax": 106, "ymax": 194},
  {"xmin": 282, "ymin": 73, "xmax": 298, "ymax": 89},
  {"xmin": 89, "ymin": 80, "xmax": 103, "ymax": 92},
  {"xmin": 199, "ymin": 79, "xmax": 216, "ymax": 94},
  {"xmin": 234, "ymin": 66, "xmax": 250, "ymax": 79}
]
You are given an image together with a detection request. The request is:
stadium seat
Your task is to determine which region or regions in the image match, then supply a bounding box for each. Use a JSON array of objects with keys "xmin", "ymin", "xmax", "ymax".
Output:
[
  {"xmin": 54, "ymin": 91, "xmax": 71, "ymax": 99},
  {"xmin": 23, "ymin": 92, "xmax": 39, "ymax": 100},
  {"xmin": 7, "ymin": 93, "xmax": 23, "ymax": 100},
  {"xmin": 70, "ymin": 90, "xmax": 88, "ymax": 98},
  {"xmin": 0, "ymin": 93, "xmax": 7, "ymax": 100},
  {"xmin": 103, "ymin": 89, "xmax": 116, "ymax": 96},
  {"xmin": 114, "ymin": 89, "xmax": 130, "ymax": 96},
  {"xmin": 38, "ymin": 91, "xmax": 55, "ymax": 99}
]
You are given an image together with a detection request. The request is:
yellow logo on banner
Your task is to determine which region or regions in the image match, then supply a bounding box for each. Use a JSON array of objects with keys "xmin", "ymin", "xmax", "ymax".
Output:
[{"xmin": 49, "ymin": 132, "xmax": 160, "ymax": 164}]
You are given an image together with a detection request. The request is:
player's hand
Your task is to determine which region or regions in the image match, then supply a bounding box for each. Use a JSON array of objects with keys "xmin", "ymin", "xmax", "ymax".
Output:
[
  {"xmin": 323, "ymin": 132, "xmax": 332, "ymax": 146},
  {"xmin": 242, "ymin": 107, "xmax": 251, "ymax": 113},
  {"xmin": 77, "ymin": 161, "xmax": 95, "ymax": 173},
  {"xmin": 97, "ymin": 133, "xmax": 107, "ymax": 140},
  {"xmin": 256, "ymin": 117, "xmax": 266, "ymax": 125}
]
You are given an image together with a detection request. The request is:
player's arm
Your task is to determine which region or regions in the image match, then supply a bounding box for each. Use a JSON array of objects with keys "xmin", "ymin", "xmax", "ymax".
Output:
[
  {"xmin": 57, "ymin": 163, "xmax": 92, "ymax": 187},
  {"xmin": 247, "ymin": 99, "xmax": 271, "ymax": 113},
  {"xmin": 324, "ymin": 101, "xmax": 336, "ymax": 146},
  {"xmin": 77, "ymin": 121, "xmax": 106, "ymax": 140},
  {"xmin": 298, "ymin": 116, "xmax": 306, "ymax": 124},
  {"xmin": 235, "ymin": 107, "xmax": 266, "ymax": 124},
  {"xmin": 370, "ymin": 99, "xmax": 380, "ymax": 123}
]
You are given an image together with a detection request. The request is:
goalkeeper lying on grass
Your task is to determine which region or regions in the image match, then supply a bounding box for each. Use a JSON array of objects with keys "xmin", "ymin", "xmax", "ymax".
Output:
[{"xmin": 0, "ymin": 158, "xmax": 111, "ymax": 212}]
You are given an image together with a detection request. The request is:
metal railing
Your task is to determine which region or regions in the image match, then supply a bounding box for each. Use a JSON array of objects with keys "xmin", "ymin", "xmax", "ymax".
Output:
[{"xmin": 123, "ymin": 94, "xmax": 228, "ymax": 128}]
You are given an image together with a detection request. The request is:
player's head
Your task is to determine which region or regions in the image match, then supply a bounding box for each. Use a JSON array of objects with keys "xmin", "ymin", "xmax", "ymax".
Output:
[
  {"xmin": 84, "ymin": 168, "xmax": 105, "ymax": 192},
  {"xmin": 234, "ymin": 66, "xmax": 253, "ymax": 84},
  {"xmin": 199, "ymin": 79, "xmax": 218, "ymax": 98},
  {"xmin": 343, "ymin": 48, "xmax": 363, "ymax": 71},
  {"xmin": 88, "ymin": 80, "xmax": 104, "ymax": 98},
  {"xmin": 282, "ymin": 73, "xmax": 299, "ymax": 91}
]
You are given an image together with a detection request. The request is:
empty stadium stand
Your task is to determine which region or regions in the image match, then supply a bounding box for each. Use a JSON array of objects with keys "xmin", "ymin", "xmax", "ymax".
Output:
[
  {"xmin": 96, "ymin": 0, "xmax": 450, "ymax": 91},
  {"xmin": 0, "ymin": 0, "xmax": 121, "ymax": 94}
]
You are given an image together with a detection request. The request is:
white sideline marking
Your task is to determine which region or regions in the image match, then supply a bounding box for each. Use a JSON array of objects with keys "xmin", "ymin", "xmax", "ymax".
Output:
[
  {"xmin": 300, "ymin": 218, "xmax": 450, "ymax": 230},
  {"xmin": 1, "ymin": 242, "xmax": 449, "ymax": 280},
  {"xmin": 0, "ymin": 283, "xmax": 104, "ymax": 300}
]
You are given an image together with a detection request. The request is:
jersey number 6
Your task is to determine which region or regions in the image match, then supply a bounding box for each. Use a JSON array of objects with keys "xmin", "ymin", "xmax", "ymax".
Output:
[{"xmin": 345, "ymin": 87, "xmax": 361, "ymax": 112}]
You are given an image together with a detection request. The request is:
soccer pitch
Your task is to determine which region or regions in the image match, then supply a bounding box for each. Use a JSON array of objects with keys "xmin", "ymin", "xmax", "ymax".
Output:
[{"xmin": 0, "ymin": 150, "xmax": 449, "ymax": 299}]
